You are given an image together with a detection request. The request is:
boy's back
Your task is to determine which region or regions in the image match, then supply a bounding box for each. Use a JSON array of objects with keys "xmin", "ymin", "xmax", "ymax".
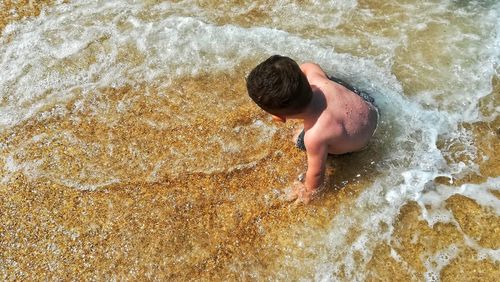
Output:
[{"xmin": 299, "ymin": 63, "xmax": 378, "ymax": 155}]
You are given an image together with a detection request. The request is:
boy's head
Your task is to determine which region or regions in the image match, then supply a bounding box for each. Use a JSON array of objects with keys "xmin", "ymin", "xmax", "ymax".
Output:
[{"xmin": 246, "ymin": 55, "xmax": 313, "ymax": 116}]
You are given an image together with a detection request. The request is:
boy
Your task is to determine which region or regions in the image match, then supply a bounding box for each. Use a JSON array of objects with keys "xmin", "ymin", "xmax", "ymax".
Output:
[{"xmin": 246, "ymin": 55, "xmax": 378, "ymax": 203}]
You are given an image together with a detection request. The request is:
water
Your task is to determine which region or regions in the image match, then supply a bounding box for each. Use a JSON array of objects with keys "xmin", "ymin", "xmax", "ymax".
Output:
[{"xmin": 0, "ymin": 0, "xmax": 499, "ymax": 280}]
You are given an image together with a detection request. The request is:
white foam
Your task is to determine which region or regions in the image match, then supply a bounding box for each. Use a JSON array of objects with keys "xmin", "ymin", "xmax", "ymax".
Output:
[
  {"xmin": 2, "ymin": 154, "xmax": 43, "ymax": 184},
  {"xmin": 0, "ymin": 1, "xmax": 357, "ymax": 129},
  {"xmin": 420, "ymin": 178, "xmax": 500, "ymax": 217},
  {"xmin": 2, "ymin": 0, "xmax": 494, "ymax": 129},
  {"xmin": 423, "ymin": 244, "xmax": 460, "ymax": 282},
  {"xmin": 463, "ymin": 234, "xmax": 500, "ymax": 263}
]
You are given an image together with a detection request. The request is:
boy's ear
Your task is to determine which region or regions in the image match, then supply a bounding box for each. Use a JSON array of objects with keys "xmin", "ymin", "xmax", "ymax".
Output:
[{"xmin": 271, "ymin": 115, "xmax": 286, "ymax": 123}]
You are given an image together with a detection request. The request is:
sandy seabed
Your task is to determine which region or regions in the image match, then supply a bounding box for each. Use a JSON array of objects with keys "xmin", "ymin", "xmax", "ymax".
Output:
[{"xmin": 0, "ymin": 1, "xmax": 499, "ymax": 280}]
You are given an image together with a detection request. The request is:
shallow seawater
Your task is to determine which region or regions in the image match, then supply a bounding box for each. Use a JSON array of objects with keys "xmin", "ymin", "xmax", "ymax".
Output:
[{"xmin": 0, "ymin": 0, "xmax": 499, "ymax": 280}]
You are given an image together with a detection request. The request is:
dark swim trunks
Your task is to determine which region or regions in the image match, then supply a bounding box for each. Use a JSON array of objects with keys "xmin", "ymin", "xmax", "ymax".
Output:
[{"xmin": 295, "ymin": 76, "xmax": 376, "ymax": 151}]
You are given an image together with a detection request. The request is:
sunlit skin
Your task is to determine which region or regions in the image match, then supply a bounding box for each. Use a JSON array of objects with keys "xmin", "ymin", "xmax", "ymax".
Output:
[{"xmin": 276, "ymin": 63, "xmax": 379, "ymax": 204}]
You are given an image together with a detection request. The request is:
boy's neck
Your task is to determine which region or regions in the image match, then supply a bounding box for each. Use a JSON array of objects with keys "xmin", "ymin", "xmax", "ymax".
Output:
[{"xmin": 287, "ymin": 91, "xmax": 326, "ymax": 122}]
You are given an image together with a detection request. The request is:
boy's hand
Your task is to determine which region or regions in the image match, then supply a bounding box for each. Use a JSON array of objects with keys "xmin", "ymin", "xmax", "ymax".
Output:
[{"xmin": 285, "ymin": 181, "xmax": 317, "ymax": 204}]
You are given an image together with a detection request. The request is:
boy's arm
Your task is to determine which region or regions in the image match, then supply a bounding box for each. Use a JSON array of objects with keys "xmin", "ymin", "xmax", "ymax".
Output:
[
  {"xmin": 288, "ymin": 140, "xmax": 327, "ymax": 204},
  {"xmin": 304, "ymin": 141, "xmax": 328, "ymax": 192}
]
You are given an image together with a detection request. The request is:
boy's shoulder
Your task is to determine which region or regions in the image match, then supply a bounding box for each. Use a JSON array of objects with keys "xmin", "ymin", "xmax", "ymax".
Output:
[{"xmin": 300, "ymin": 63, "xmax": 327, "ymax": 79}]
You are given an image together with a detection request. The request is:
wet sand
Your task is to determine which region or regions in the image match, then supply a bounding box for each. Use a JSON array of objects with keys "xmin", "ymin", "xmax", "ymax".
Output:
[
  {"xmin": 1, "ymin": 1, "xmax": 499, "ymax": 281},
  {"xmin": 0, "ymin": 0, "xmax": 55, "ymax": 33},
  {"xmin": 1, "ymin": 68, "xmax": 498, "ymax": 280}
]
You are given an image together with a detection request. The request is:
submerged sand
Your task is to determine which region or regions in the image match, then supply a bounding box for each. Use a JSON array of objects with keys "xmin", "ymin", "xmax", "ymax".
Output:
[
  {"xmin": 0, "ymin": 0, "xmax": 55, "ymax": 33},
  {"xmin": 1, "ymin": 68, "xmax": 498, "ymax": 280},
  {"xmin": 1, "ymin": 1, "xmax": 499, "ymax": 281}
]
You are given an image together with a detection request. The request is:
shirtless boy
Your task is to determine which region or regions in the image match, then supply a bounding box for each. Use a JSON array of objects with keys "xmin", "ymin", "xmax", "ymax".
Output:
[{"xmin": 246, "ymin": 55, "xmax": 378, "ymax": 203}]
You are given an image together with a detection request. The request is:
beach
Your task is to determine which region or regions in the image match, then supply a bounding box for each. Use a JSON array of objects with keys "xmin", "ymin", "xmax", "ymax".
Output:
[{"xmin": 0, "ymin": 1, "xmax": 499, "ymax": 280}]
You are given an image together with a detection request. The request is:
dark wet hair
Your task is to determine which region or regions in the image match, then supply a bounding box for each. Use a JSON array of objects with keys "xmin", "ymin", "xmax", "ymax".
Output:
[{"xmin": 246, "ymin": 55, "xmax": 313, "ymax": 116}]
